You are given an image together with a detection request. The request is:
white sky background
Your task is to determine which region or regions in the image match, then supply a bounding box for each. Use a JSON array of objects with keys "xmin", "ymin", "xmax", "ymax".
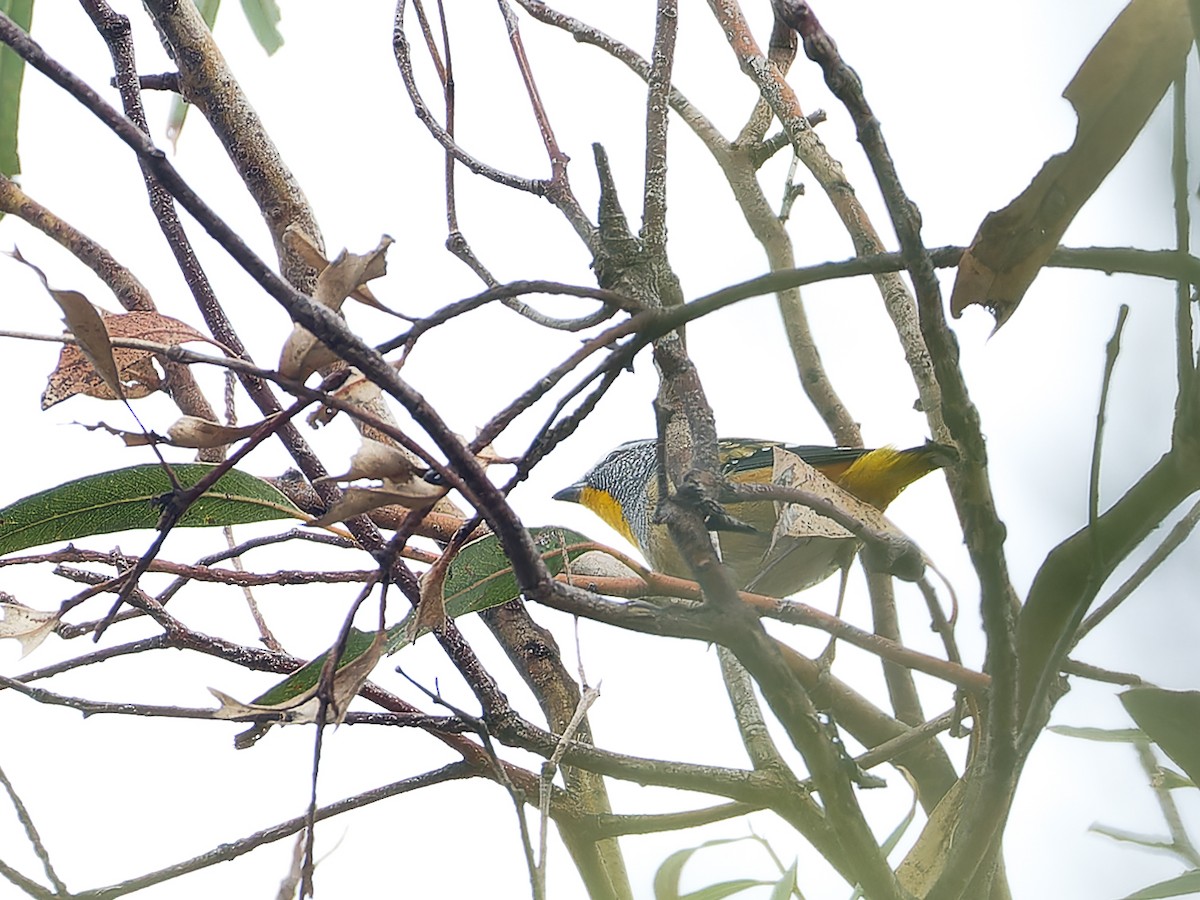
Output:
[{"xmin": 0, "ymin": 1, "xmax": 1197, "ymax": 898}]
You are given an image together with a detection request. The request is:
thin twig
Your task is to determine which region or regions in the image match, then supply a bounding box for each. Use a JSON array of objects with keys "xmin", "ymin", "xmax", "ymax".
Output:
[
  {"xmin": 0, "ymin": 762, "xmax": 67, "ymax": 895},
  {"xmin": 1075, "ymin": 497, "xmax": 1200, "ymax": 644}
]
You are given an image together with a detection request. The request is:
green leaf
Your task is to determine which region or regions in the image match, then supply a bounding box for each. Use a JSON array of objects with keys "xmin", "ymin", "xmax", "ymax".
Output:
[
  {"xmin": 0, "ymin": 463, "xmax": 303, "ymax": 555},
  {"xmin": 1121, "ymin": 688, "xmax": 1200, "ymax": 786},
  {"xmin": 0, "ymin": 0, "xmax": 34, "ymax": 180},
  {"xmin": 1091, "ymin": 823, "xmax": 1173, "ymax": 851},
  {"xmin": 240, "ymin": 0, "xmax": 283, "ymax": 55},
  {"xmin": 1121, "ymin": 868, "xmax": 1200, "ymax": 899},
  {"xmin": 249, "ymin": 626, "xmax": 380, "ymax": 706},
  {"xmin": 852, "ymin": 772, "xmax": 918, "ymax": 899},
  {"xmin": 241, "ymin": 526, "xmax": 604, "ymax": 713},
  {"xmin": 1049, "ymin": 724, "xmax": 1148, "ymax": 743},
  {"xmin": 767, "ymin": 861, "xmax": 798, "ymax": 900},
  {"xmin": 445, "ymin": 527, "xmax": 597, "ymax": 614},
  {"xmin": 654, "ymin": 838, "xmax": 760, "ymax": 900},
  {"xmin": 388, "ymin": 527, "xmax": 601, "ymax": 652}
]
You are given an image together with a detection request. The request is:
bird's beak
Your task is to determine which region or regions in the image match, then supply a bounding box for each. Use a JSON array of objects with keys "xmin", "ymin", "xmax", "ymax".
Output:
[{"xmin": 552, "ymin": 483, "xmax": 583, "ymax": 503}]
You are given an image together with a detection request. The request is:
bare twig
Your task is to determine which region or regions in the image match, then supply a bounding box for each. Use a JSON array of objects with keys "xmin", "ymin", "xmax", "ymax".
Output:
[{"xmin": 0, "ymin": 763, "xmax": 66, "ymax": 895}]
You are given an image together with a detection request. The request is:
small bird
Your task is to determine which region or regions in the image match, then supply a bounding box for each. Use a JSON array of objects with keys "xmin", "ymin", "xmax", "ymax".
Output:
[{"xmin": 553, "ymin": 438, "xmax": 953, "ymax": 596}]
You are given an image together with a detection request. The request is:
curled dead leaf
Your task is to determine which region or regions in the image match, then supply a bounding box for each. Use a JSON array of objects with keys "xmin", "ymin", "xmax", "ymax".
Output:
[
  {"xmin": 278, "ymin": 323, "xmax": 339, "ymax": 382},
  {"xmin": 284, "ymin": 226, "xmax": 404, "ymax": 317},
  {"xmin": 76, "ymin": 420, "xmax": 159, "ymax": 446},
  {"xmin": 77, "ymin": 415, "xmax": 278, "ymax": 449},
  {"xmin": 43, "ymin": 350, "xmax": 160, "ymax": 408},
  {"xmin": 315, "ymin": 438, "xmax": 420, "ymax": 484},
  {"xmin": 209, "ymin": 687, "xmax": 321, "ymax": 722},
  {"xmin": 0, "ymin": 601, "xmax": 58, "ymax": 658},
  {"xmin": 278, "ymin": 237, "xmax": 398, "ymax": 381},
  {"xmin": 166, "ymin": 415, "xmax": 277, "ymax": 449},
  {"xmin": 409, "ymin": 548, "xmax": 453, "ymax": 642},
  {"xmin": 307, "ymin": 369, "xmax": 380, "ymax": 427},
  {"xmin": 307, "ymin": 480, "xmax": 449, "ymax": 527}
]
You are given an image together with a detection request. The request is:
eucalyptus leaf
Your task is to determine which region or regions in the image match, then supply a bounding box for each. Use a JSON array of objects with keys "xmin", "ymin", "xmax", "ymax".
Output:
[
  {"xmin": 678, "ymin": 881, "xmax": 769, "ymax": 900},
  {"xmin": 1121, "ymin": 868, "xmax": 1200, "ymax": 899},
  {"xmin": 1121, "ymin": 688, "xmax": 1200, "ymax": 786},
  {"xmin": 0, "ymin": 0, "xmax": 33, "ymax": 179},
  {"xmin": 1049, "ymin": 724, "xmax": 1148, "ymax": 743},
  {"xmin": 251, "ymin": 627, "xmax": 384, "ymax": 708},
  {"xmin": 227, "ymin": 526, "xmax": 604, "ymax": 743},
  {"xmin": 240, "ymin": 0, "xmax": 283, "ymax": 54},
  {"xmin": 654, "ymin": 838, "xmax": 757, "ymax": 900},
  {"xmin": 767, "ymin": 861, "xmax": 798, "ymax": 900},
  {"xmin": 0, "ymin": 464, "xmax": 303, "ymax": 555},
  {"xmin": 391, "ymin": 526, "xmax": 600, "ymax": 650}
]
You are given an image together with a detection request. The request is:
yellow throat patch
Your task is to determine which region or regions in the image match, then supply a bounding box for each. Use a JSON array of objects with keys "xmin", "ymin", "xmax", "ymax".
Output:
[{"xmin": 578, "ymin": 485, "xmax": 639, "ymax": 548}]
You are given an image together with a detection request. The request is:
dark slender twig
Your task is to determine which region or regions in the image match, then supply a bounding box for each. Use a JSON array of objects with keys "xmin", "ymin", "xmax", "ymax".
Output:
[
  {"xmin": 1058, "ymin": 659, "xmax": 1142, "ymax": 687},
  {"xmin": 91, "ymin": 395, "xmax": 317, "ymax": 638},
  {"xmin": 1, "ymin": 547, "xmax": 373, "ymax": 587},
  {"xmin": 1016, "ymin": 305, "xmax": 1131, "ymax": 730},
  {"xmin": 398, "ymin": 664, "xmax": 544, "ymax": 900},
  {"xmin": 14, "ymin": 636, "xmax": 170, "ymax": 682},
  {"xmin": 0, "ymin": 858, "xmax": 54, "ymax": 899},
  {"xmin": 60, "ymin": 763, "xmax": 479, "ymax": 900},
  {"xmin": 1090, "ymin": 306, "xmax": 1130, "ymax": 545},
  {"xmin": 392, "ymin": 1, "xmax": 550, "ymax": 193}
]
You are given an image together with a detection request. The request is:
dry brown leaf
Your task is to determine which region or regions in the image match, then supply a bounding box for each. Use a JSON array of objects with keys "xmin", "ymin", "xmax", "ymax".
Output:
[
  {"xmin": 323, "ymin": 629, "xmax": 386, "ymax": 724},
  {"xmin": 277, "ymin": 324, "xmax": 339, "ymax": 382},
  {"xmin": 306, "ymin": 368, "xmax": 378, "ymax": 427},
  {"xmin": 896, "ymin": 776, "xmax": 967, "ymax": 894},
  {"xmin": 284, "ymin": 226, "xmax": 404, "ymax": 316},
  {"xmin": 43, "ymin": 349, "xmax": 161, "ymax": 408},
  {"xmin": 165, "ymin": 415, "xmax": 276, "ymax": 448},
  {"xmin": 307, "ymin": 481, "xmax": 448, "ymax": 527},
  {"xmin": 950, "ymin": 0, "xmax": 1191, "ymax": 328},
  {"xmin": 100, "ymin": 309, "xmax": 217, "ymax": 347},
  {"xmin": 278, "ymin": 238, "xmax": 397, "ymax": 381},
  {"xmin": 311, "ymin": 238, "xmax": 394, "ymax": 313},
  {"xmin": 77, "ymin": 414, "xmax": 275, "ymax": 448},
  {"xmin": 409, "ymin": 547, "xmax": 454, "ymax": 642},
  {"xmin": 314, "ymin": 438, "xmax": 420, "ymax": 484},
  {"xmin": 76, "ymin": 420, "xmax": 159, "ymax": 446},
  {"xmin": 208, "ymin": 687, "xmax": 322, "ymax": 723},
  {"xmin": 281, "ymin": 225, "xmax": 328, "ymax": 276},
  {"xmin": 41, "ymin": 310, "xmax": 213, "ymax": 408}
]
